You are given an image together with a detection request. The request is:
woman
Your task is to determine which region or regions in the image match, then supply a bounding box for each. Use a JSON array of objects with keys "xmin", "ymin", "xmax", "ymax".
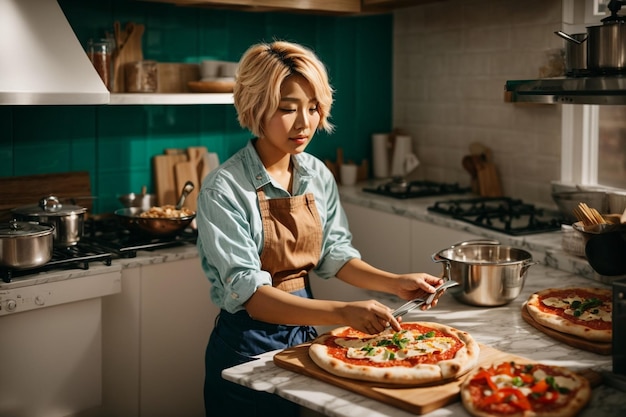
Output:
[{"xmin": 196, "ymin": 40, "xmax": 443, "ymax": 417}]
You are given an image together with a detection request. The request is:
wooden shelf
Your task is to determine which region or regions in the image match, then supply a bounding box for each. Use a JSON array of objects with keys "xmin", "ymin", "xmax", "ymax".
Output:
[{"xmin": 109, "ymin": 93, "xmax": 234, "ymax": 105}]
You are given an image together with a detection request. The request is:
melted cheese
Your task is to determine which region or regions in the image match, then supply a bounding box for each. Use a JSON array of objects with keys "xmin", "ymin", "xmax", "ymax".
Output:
[
  {"xmin": 542, "ymin": 296, "xmax": 611, "ymax": 322},
  {"xmin": 335, "ymin": 330, "xmax": 455, "ymax": 363},
  {"xmin": 533, "ymin": 369, "xmax": 579, "ymax": 391}
]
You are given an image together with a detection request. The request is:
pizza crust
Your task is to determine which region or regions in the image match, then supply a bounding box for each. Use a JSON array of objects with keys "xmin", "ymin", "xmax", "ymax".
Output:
[
  {"xmin": 308, "ymin": 321, "xmax": 480, "ymax": 386},
  {"xmin": 460, "ymin": 362, "xmax": 591, "ymax": 417},
  {"xmin": 526, "ymin": 287, "xmax": 612, "ymax": 343}
]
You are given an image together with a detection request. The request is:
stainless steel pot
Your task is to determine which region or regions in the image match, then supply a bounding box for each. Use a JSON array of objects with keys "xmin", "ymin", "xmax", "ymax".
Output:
[
  {"xmin": 0, "ymin": 220, "xmax": 54, "ymax": 269},
  {"xmin": 556, "ymin": 1, "xmax": 626, "ymax": 73},
  {"xmin": 432, "ymin": 240, "xmax": 537, "ymax": 306},
  {"xmin": 555, "ymin": 32, "xmax": 588, "ymax": 75},
  {"xmin": 12, "ymin": 196, "xmax": 87, "ymax": 247}
]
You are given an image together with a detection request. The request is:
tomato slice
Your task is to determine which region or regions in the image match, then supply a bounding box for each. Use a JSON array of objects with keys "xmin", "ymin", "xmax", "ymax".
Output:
[
  {"xmin": 471, "ymin": 370, "xmax": 498, "ymax": 392},
  {"xmin": 495, "ymin": 362, "xmax": 515, "ymax": 377},
  {"xmin": 481, "ymin": 387, "xmax": 532, "ymax": 411},
  {"xmin": 535, "ymin": 390, "xmax": 560, "ymax": 404},
  {"xmin": 501, "ymin": 388, "xmax": 532, "ymax": 410},
  {"xmin": 531, "ymin": 379, "xmax": 549, "ymax": 393}
]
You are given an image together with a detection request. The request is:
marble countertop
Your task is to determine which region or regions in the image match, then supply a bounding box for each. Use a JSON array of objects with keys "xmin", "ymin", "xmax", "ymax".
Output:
[
  {"xmin": 338, "ymin": 181, "xmax": 625, "ymax": 285},
  {"xmin": 222, "ymin": 263, "xmax": 625, "ymax": 416}
]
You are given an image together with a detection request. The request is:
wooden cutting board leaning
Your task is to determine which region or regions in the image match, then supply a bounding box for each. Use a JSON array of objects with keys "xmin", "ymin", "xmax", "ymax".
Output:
[
  {"xmin": 153, "ymin": 147, "xmax": 218, "ymax": 210},
  {"xmin": 464, "ymin": 142, "xmax": 503, "ymax": 197},
  {"xmin": 273, "ymin": 342, "xmax": 602, "ymax": 415}
]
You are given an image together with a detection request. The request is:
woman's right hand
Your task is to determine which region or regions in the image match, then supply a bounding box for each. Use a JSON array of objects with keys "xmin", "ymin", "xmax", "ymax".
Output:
[{"xmin": 340, "ymin": 299, "xmax": 401, "ymax": 335}]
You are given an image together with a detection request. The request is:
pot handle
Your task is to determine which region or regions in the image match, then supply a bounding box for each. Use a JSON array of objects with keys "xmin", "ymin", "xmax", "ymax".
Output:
[
  {"xmin": 554, "ymin": 31, "xmax": 586, "ymax": 44},
  {"xmin": 449, "ymin": 239, "xmax": 500, "ymax": 249},
  {"xmin": 520, "ymin": 259, "xmax": 539, "ymax": 277},
  {"xmin": 39, "ymin": 195, "xmax": 62, "ymax": 212},
  {"xmin": 431, "ymin": 253, "xmax": 453, "ymax": 281}
]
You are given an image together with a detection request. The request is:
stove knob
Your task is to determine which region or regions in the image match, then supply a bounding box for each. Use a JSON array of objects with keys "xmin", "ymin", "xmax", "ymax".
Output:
[
  {"xmin": 5, "ymin": 299, "xmax": 16, "ymax": 312},
  {"xmin": 35, "ymin": 296, "xmax": 45, "ymax": 306}
]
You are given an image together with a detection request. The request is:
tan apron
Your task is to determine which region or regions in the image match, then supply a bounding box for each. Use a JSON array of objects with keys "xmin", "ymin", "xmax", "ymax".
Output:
[{"xmin": 257, "ymin": 188, "xmax": 323, "ymax": 292}]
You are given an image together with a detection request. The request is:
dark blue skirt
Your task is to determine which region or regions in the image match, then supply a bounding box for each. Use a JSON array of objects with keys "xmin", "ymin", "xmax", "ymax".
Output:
[{"xmin": 203, "ymin": 288, "xmax": 317, "ymax": 417}]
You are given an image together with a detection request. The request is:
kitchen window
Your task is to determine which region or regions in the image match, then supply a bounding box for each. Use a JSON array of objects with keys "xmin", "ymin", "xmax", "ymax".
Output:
[{"xmin": 562, "ymin": 105, "xmax": 626, "ymax": 191}]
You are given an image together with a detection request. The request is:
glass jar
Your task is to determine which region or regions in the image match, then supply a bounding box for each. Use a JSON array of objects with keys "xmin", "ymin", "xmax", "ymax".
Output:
[
  {"xmin": 125, "ymin": 60, "xmax": 158, "ymax": 93},
  {"xmin": 87, "ymin": 39, "xmax": 113, "ymax": 91}
]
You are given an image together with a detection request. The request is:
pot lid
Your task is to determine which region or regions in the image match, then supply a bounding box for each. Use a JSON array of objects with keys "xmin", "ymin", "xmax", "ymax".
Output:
[
  {"xmin": 12, "ymin": 195, "xmax": 87, "ymax": 217},
  {"xmin": 0, "ymin": 220, "xmax": 54, "ymax": 238}
]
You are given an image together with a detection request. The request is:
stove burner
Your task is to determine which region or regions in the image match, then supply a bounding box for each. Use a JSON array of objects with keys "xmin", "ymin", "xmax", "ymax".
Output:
[
  {"xmin": 1, "ymin": 244, "xmax": 112, "ymax": 283},
  {"xmin": 1, "ymin": 216, "xmax": 197, "ymax": 283},
  {"xmin": 363, "ymin": 180, "xmax": 471, "ymax": 199},
  {"xmin": 83, "ymin": 215, "xmax": 197, "ymax": 258},
  {"xmin": 428, "ymin": 197, "xmax": 565, "ymax": 236}
]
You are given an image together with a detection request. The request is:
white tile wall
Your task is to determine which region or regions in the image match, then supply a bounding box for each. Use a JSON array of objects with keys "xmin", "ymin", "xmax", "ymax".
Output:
[{"xmin": 393, "ymin": 0, "xmax": 565, "ymax": 206}]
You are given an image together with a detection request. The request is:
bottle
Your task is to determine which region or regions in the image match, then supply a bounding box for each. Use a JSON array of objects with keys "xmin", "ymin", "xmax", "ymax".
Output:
[{"xmin": 87, "ymin": 39, "xmax": 113, "ymax": 91}]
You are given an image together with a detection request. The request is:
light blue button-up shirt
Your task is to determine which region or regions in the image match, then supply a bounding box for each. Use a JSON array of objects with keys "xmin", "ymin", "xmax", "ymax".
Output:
[{"xmin": 196, "ymin": 140, "xmax": 361, "ymax": 314}]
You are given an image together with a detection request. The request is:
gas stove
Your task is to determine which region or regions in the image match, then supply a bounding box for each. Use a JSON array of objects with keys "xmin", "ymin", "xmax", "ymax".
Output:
[
  {"xmin": 0, "ymin": 216, "xmax": 196, "ymax": 283},
  {"xmin": 82, "ymin": 215, "xmax": 197, "ymax": 259},
  {"xmin": 428, "ymin": 197, "xmax": 565, "ymax": 236},
  {"xmin": 363, "ymin": 179, "xmax": 471, "ymax": 199}
]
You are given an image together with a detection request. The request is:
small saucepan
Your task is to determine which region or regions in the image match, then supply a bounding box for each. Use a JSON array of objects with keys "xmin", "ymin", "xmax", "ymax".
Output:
[
  {"xmin": 0, "ymin": 220, "xmax": 54, "ymax": 269},
  {"xmin": 12, "ymin": 196, "xmax": 87, "ymax": 247},
  {"xmin": 432, "ymin": 240, "xmax": 537, "ymax": 306}
]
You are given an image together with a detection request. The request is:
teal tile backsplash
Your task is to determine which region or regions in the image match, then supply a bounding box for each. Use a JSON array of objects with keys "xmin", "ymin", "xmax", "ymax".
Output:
[{"xmin": 1, "ymin": 0, "xmax": 392, "ymax": 214}]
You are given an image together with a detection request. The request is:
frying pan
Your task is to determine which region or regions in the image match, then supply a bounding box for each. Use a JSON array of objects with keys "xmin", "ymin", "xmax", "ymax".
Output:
[{"xmin": 114, "ymin": 207, "xmax": 195, "ymax": 236}]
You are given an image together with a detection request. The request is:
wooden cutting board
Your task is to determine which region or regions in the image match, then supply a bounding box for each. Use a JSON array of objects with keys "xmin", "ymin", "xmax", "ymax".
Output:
[
  {"xmin": 521, "ymin": 304, "xmax": 612, "ymax": 355},
  {"xmin": 0, "ymin": 172, "xmax": 92, "ymax": 222},
  {"xmin": 154, "ymin": 154, "xmax": 186, "ymax": 206},
  {"xmin": 273, "ymin": 342, "xmax": 601, "ymax": 415}
]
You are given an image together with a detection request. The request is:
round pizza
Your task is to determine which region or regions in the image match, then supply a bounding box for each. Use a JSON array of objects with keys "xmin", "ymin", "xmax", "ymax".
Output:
[
  {"xmin": 526, "ymin": 287, "xmax": 612, "ymax": 342},
  {"xmin": 308, "ymin": 321, "xmax": 480, "ymax": 385},
  {"xmin": 460, "ymin": 361, "xmax": 591, "ymax": 417}
]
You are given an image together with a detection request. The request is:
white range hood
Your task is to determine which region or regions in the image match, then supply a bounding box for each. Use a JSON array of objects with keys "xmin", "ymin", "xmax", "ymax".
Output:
[{"xmin": 0, "ymin": 0, "xmax": 109, "ymax": 105}]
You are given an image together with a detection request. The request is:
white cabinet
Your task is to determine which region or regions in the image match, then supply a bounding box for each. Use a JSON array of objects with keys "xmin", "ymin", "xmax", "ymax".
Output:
[
  {"xmin": 342, "ymin": 201, "xmax": 480, "ymax": 278},
  {"xmin": 342, "ymin": 202, "xmax": 412, "ymax": 273},
  {"xmin": 411, "ymin": 221, "xmax": 480, "ymax": 276},
  {"xmin": 102, "ymin": 257, "xmax": 219, "ymax": 417}
]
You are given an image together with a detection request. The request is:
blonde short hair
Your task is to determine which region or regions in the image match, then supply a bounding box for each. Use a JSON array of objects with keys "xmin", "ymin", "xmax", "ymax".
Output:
[{"xmin": 233, "ymin": 41, "xmax": 334, "ymax": 138}]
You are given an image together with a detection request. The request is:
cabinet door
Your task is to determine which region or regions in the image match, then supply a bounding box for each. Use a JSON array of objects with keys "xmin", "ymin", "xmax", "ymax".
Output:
[
  {"xmin": 139, "ymin": 259, "xmax": 218, "ymax": 417},
  {"xmin": 342, "ymin": 202, "xmax": 411, "ymax": 273},
  {"xmin": 410, "ymin": 221, "xmax": 480, "ymax": 276}
]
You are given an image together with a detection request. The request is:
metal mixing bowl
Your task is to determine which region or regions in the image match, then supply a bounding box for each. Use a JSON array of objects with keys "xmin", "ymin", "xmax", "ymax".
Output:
[
  {"xmin": 118, "ymin": 193, "xmax": 157, "ymax": 211},
  {"xmin": 432, "ymin": 243, "xmax": 537, "ymax": 306}
]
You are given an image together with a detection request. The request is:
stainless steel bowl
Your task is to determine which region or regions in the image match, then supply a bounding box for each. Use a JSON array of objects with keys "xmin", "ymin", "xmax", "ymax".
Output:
[
  {"xmin": 114, "ymin": 207, "xmax": 195, "ymax": 236},
  {"xmin": 433, "ymin": 242, "xmax": 537, "ymax": 306},
  {"xmin": 118, "ymin": 193, "xmax": 157, "ymax": 211}
]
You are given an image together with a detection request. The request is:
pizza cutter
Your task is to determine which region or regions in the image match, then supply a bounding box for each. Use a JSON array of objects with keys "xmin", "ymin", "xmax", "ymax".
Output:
[{"xmin": 391, "ymin": 280, "xmax": 459, "ymax": 319}]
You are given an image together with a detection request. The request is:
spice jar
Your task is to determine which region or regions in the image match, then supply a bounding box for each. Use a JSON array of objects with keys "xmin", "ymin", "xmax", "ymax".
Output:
[
  {"xmin": 87, "ymin": 39, "xmax": 113, "ymax": 91},
  {"xmin": 125, "ymin": 60, "xmax": 158, "ymax": 93}
]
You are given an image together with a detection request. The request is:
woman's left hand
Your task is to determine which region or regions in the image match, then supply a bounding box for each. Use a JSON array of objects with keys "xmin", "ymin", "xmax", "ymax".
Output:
[{"xmin": 394, "ymin": 273, "xmax": 444, "ymax": 310}]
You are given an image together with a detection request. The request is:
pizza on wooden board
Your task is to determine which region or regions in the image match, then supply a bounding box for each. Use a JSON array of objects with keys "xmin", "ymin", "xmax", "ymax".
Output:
[
  {"xmin": 525, "ymin": 287, "xmax": 612, "ymax": 342},
  {"xmin": 460, "ymin": 361, "xmax": 591, "ymax": 417},
  {"xmin": 308, "ymin": 321, "xmax": 480, "ymax": 385}
]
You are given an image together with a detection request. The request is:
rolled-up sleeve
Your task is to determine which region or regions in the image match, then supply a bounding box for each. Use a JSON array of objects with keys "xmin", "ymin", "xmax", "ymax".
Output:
[{"xmin": 196, "ymin": 186, "xmax": 271, "ymax": 314}]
